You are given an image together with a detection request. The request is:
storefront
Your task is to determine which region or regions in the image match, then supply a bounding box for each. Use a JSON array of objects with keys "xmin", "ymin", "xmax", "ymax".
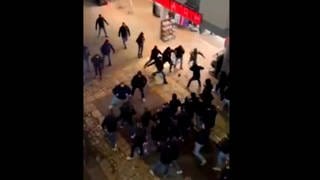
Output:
[{"xmin": 152, "ymin": 0, "xmax": 202, "ymax": 41}]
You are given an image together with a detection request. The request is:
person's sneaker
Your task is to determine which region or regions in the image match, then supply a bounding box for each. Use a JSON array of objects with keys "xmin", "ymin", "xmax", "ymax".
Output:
[
  {"xmin": 200, "ymin": 159, "xmax": 207, "ymax": 166},
  {"xmin": 149, "ymin": 169, "xmax": 155, "ymax": 176},
  {"xmin": 126, "ymin": 156, "xmax": 133, "ymax": 160},
  {"xmin": 142, "ymin": 98, "xmax": 146, "ymax": 102},
  {"xmin": 212, "ymin": 167, "xmax": 222, "ymax": 171},
  {"xmin": 176, "ymin": 170, "xmax": 183, "ymax": 175}
]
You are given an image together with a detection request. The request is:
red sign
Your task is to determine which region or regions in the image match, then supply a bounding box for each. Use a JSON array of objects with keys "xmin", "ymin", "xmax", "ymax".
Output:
[
  {"xmin": 155, "ymin": 0, "xmax": 202, "ymax": 25},
  {"xmin": 155, "ymin": 0, "xmax": 171, "ymax": 9}
]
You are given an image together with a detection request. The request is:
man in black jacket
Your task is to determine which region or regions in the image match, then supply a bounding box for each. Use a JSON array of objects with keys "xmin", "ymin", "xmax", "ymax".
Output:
[
  {"xmin": 119, "ymin": 101, "xmax": 136, "ymax": 136},
  {"xmin": 162, "ymin": 47, "xmax": 174, "ymax": 72},
  {"xmin": 145, "ymin": 46, "xmax": 162, "ymax": 66},
  {"xmin": 126, "ymin": 122, "xmax": 147, "ymax": 160},
  {"xmin": 95, "ymin": 14, "xmax": 109, "ymax": 37},
  {"xmin": 91, "ymin": 54, "xmax": 104, "ymax": 80},
  {"xmin": 131, "ymin": 71, "xmax": 147, "ymax": 102},
  {"xmin": 101, "ymin": 109, "xmax": 118, "ymax": 151},
  {"xmin": 109, "ymin": 82, "xmax": 131, "ymax": 109},
  {"xmin": 187, "ymin": 63, "xmax": 204, "ymax": 89},
  {"xmin": 144, "ymin": 54, "xmax": 168, "ymax": 84},
  {"xmin": 174, "ymin": 45, "xmax": 185, "ymax": 69},
  {"xmin": 118, "ymin": 22, "xmax": 131, "ymax": 49},
  {"xmin": 169, "ymin": 137, "xmax": 183, "ymax": 175}
]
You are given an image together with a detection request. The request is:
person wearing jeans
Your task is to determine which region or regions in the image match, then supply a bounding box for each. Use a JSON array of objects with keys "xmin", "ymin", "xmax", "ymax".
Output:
[
  {"xmin": 109, "ymin": 82, "xmax": 131, "ymax": 109},
  {"xmin": 193, "ymin": 124, "xmax": 210, "ymax": 166},
  {"xmin": 213, "ymin": 135, "xmax": 230, "ymax": 171},
  {"xmin": 101, "ymin": 109, "xmax": 118, "ymax": 151},
  {"xmin": 149, "ymin": 141, "xmax": 172, "ymax": 177}
]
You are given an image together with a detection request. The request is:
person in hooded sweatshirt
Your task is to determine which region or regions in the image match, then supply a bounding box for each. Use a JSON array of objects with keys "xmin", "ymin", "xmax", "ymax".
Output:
[
  {"xmin": 126, "ymin": 122, "xmax": 147, "ymax": 160},
  {"xmin": 169, "ymin": 136, "xmax": 183, "ymax": 175},
  {"xmin": 174, "ymin": 45, "xmax": 185, "ymax": 69},
  {"xmin": 162, "ymin": 46, "xmax": 174, "ymax": 72},
  {"xmin": 91, "ymin": 54, "xmax": 104, "ymax": 80},
  {"xmin": 145, "ymin": 46, "xmax": 162, "ymax": 66},
  {"xmin": 200, "ymin": 78, "xmax": 214, "ymax": 106},
  {"xmin": 187, "ymin": 62, "xmax": 204, "ymax": 89},
  {"xmin": 118, "ymin": 100, "xmax": 136, "ymax": 136},
  {"xmin": 109, "ymin": 82, "xmax": 131, "ymax": 109},
  {"xmin": 100, "ymin": 39, "xmax": 115, "ymax": 66},
  {"xmin": 169, "ymin": 93, "xmax": 182, "ymax": 116},
  {"xmin": 101, "ymin": 109, "xmax": 118, "ymax": 151},
  {"xmin": 144, "ymin": 54, "xmax": 168, "ymax": 84},
  {"xmin": 136, "ymin": 32, "xmax": 145, "ymax": 58},
  {"xmin": 131, "ymin": 71, "xmax": 147, "ymax": 102},
  {"xmin": 149, "ymin": 138, "xmax": 173, "ymax": 178},
  {"xmin": 118, "ymin": 22, "xmax": 131, "ymax": 49}
]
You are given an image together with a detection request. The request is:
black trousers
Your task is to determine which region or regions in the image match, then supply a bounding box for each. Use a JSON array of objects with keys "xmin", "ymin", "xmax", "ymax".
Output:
[
  {"xmin": 138, "ymin": 45, "xmax": 143, "ymax": 57},
  {"xmin": 187, "ymin": 77, "xmax": 201, "ymax": 88},
  {"xmin": 132, "ymin": 86, "xmax": 145, "ymax": 98},
  {"xmin": 152, "ymin": 70, "xmax": 167, "ymax": 83},
  {"xmin": 93, "ymin": 65, "xmax": 102, "ymax": 78},
  {"xmin": 130, "ymin": 142, "xmax": 144, "ymax": 157}
]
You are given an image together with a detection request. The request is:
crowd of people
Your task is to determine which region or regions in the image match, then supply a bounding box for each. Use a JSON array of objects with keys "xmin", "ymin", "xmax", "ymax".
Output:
[{"xmin": 84, "ymin": 14, "xmax": 230, "ymax": 180}]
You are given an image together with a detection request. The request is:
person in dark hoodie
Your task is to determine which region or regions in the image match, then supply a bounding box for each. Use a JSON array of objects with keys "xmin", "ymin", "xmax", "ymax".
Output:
[
  {"xmin": 100, "ymin": 39, "xmax": 116, "ymax": 66},
  {"xmin": 145, "ymin": 46, "xmax": 162, "ymax": 66},
  {"xmin": 162, "ymin": 47, "xmax": 174, "ymax": 72},
  {"xmin": 109, "ymin": 82, "xmax": 131, "ymax": 109},
  {"xmin": 149, "ymin": 138, "xmax": 173, "ymax": 178},
  {"xmin": 95, "ymin": 14, "xmax": 109, "ymax": 37},
  {"xmin": 200, "ymin": 79, "xmax": 214, "ymax": 106},
  {"xmin": 144, "ymin": 54, "xmax": 168, "ymax": 84},
  {"xmin": 189, "ymin": 48, "xmax": 205, "ymax": 65},
  {"xmin": 126, "ymin": 122, "xmax": 147, "ymax": 160},
  {"xmin": 101, "ymin": 109, "xmax": 118, "ymax": 151},
  {"xmin": 193, "ymin": 123, "xmax": 210, "ymax": 166},
  {"xmin": 174, "ymin": 45, "xmax": 185, "ymax": 69},
  {"xmin": 136, "ymin": 32, "xmax": 145, "ymax": 58},
  {"xmin": 141, "ymin": 107, "xmax": 152, "ymax": 129},
  {"xmin": 118, "ymin": 100, "xmax": 136, "ymax": 136},
  {"xmin": 214, "ymin": 53, "xmax": 224, "ymax": 78},
  {"xmin": 169, "ymin": 136, "xmax": 183, "ymax": 175},
  {"xmin": 214, "ymin": 71, "xmax": 228, "ymax": 97},
  {"xmin": 91, "ymin": 54, "xmax": 104, "ymax": 80},
  {"xmin": 187, "ymin": 62, "xmax": 204, "ymax": 89},
  {"xmin": 131, "ymin": 71, "xmax": 147, "ymax": 102},
  {"xmin": 118, "ymin": 22, "xmax": 131, "ymax": 49},
  {"xmin": 169, "ymin": 93, "xmax": 182, "ymax": 116}
]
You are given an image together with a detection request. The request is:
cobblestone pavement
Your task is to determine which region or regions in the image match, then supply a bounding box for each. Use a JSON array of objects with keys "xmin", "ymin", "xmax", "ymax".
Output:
[{"xmin": 84, "ymin": 0, "xmax": 228, "ymax": 179}]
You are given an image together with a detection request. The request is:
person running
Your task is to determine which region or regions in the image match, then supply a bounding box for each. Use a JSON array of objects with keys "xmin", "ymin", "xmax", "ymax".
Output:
[
  {"xmin": 101, "ymin": 109, "xmax": 118, "ymax": 151},
  {"xmin": 100, "ymin": 39, "xmax": 115, "ymax": 66},
  {"xmin": 131, "ymin": 71, "xmax": 147, "ymax": 102},
  {"xmin": 187, "ymin": 63, "xmax": 204, "ymax": 89},
  {"xmin": 174, "ymin": 45, "xmax": 185, "ymax": 69},
  {"xmin": 144, "ymin": 54, "xmax": 168, "ymax": 84},
  {"xmin": 189, "ymin": 48, "xmax": 205, "ymax": 65},
  {"xmin": 145, "ymin": 46, "xmax": 162, "ymax": 65},
  {"xmin": 91, "ymin": 54, "xmax": 104, "ymax": 80},
  {"xmin": 136, "ymin": 32, "xmax": 145, "ymax": 58},
  {"xmin": 95, "ymin": 14, "xmax": 109, "ymax": 37},
  {"xmin": 118, "ymin": 22, "xmax": 131, "ymax": 49}
]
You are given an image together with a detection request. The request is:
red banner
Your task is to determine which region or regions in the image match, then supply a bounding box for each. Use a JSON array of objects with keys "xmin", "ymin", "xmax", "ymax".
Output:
[{"xmin": 155, "ymin": 0, "xmax": 202, "ymax": 25}]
